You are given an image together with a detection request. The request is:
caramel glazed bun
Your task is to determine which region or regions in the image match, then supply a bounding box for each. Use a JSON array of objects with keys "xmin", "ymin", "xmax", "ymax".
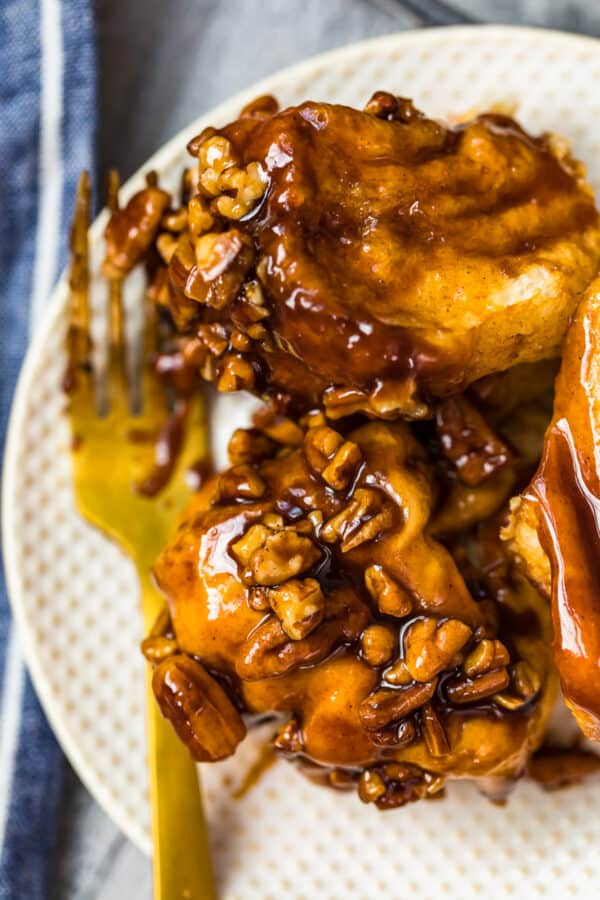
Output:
[
  {"xmin": 149, "ymin": 415, "xmax": 557, "ymax": 809},
  {"xmin": 101, "ymin": 91, "xmax": 600, "ymax": 419}
]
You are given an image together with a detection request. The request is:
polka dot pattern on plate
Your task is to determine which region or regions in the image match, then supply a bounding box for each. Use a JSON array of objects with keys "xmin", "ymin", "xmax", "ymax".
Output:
[{"xmin": 5, "ymin": 26, "xmax": 600, "ymax": 900}]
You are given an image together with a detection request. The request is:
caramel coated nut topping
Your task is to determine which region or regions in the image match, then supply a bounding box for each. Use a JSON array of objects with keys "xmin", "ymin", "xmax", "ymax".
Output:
[
  {"xmin": 267, "ymin": 578, "xmax": 325, "ymax": 640},
  {"xmin": 187, "ymin": 193, "xmax": 214, "ymax": 237},
  {"xmin": 463, "ymin": 638, "xmax": 510, "ymax": 677},
  {"xmin": 240, "ymin": 529, "xmax": 321, "ymax": 586},
  {"xmin": 359, "ymin": 680, "xmax": 437, "ymax": 731},
  {"xmin": 404, "ymin": 617, "xmax": 472, "ymax": 683},
  {"xmin": 383, "ymin": 658, "xmax": 413, "ymax": 686},
  {"xmin": 214, "ymin": 161, "xmax": 268, "ymax": 220},
  {"xmin": 364, "ymin": 565, "xmax": 413, "ymax": 618},
  {"xmin": 217, "ymin": 354, "xmax": 256, "ymax": 393},
  {"xmin": 360, "ymin": 624, "xmax": 397, "ymax": 667},
  {"xmin": 321, "ymin": 488, "xmax": 394, "ymax": 552},
  {"xmin": 103, "ymin": 184, "xmax": 171, "ymax": 278},
  {"xmin": 445, "ymin": 667, "xmax": 510, "ymax": 705},
  {"xmin": 237, "ymin": 590, "xmax": 370, "ymax": 680},
  {"xmin": 420, "ymin": 703, "xmax": 450, "ymax": 757},
  {"xmin": 512, "ymin": 660, "xmax": 542, "ymax": 698},
  {"xmin": 140, "ymin": 634, "xmax": 178, "ymax": 664},
  {"xmin": 304, "ymin": 426, "xmax": 362, "ymax": 490},
  {"xmin": 218, "ymin": 464, "xmax": 266, "ymax": 500},
  {"xmin": 436, "ymin": 395, "xmax": 513, "ymax": 486},
  {"xmin": 227, "ymin": 428, "xmax": 276, "ymax": 466},
  {"xmin": 152, "ymin": 654, "xmax": 246, "ymax": 762},
  {"xmin": 273, "ymin": 718, "xmax": 303, "ymax": 755},
  {"xmin": 193, "ymin": 230, "xmax": 255, "ymax": 308},
  {"xmin": 358, "ymin": 769, "xmax": 386, "ymax": 803}
]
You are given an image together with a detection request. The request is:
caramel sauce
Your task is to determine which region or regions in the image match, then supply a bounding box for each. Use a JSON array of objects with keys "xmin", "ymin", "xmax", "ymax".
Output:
[
  {"xmin": 223, "ymin": 102, "xmax": 599, "ymax": 399},
  {"xmin": 525, "ymin": 280, "xmax": 600, "ymax": 739}
]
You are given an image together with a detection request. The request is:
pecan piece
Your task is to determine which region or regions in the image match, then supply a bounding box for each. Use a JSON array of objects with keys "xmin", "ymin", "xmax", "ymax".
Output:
[
  {"xmin": 359, "ymin": 680, "xmax": 437, "ymax": 732},
  {"xmin": 273, "ymin": 718, "xmax": 303, "ymax": 755},
  {"xmin": 436, "ymin": 395, "xmax": 513, "ymax": 486},
  {"xmin": 494, "ymin": 660, "xmax": 542, "ymax": 710},
  {"xmin": 404, "ymin": 617, "xmax": 472, "ymax": 682},
  {"xmin": 364, "ymin": 565, "xmax": 413, "ymax": 617},
  {"xmin": 420, "ymin": 703, "xmax": 450, "ymax": 757},
  {"xmin": 267, "ymin": 577, "xmax": 325, "ymax": 640},
  {"xmin": 218, "ymin": 464, "xmax": 266, "ymax": 500},
  {"xmin": 228, "ymin": 428, "xmax": 276, "ymax": 466},
  {"xmin": 304, "ymin": 426, "xmax": 362, "ymax": 490},
  {"xmin": 152, "ymin": 654, "xmax": 246, "ymax": 762},
  {"xmin": 445, "ymin": 668, "xmax": 510, "ymax": 705},
  {"xmin": 321, "ymin": 488, "xmax": 394, "ymax": 552},
  {"xmin": 237, "ymin": 589, "xmax": 370, "ymax": 680},
  {"xmin": 242, "ymin": 529, "xmax": 321, "ymax": 587},
  {"xmin": 359, "ymin": 763, "xmax": 440, "ymax": 810},
  {"xmin": 360, "ymin": 624, "xmax": 396, "ymax": 666},
  {"xmin": 463, "ymin": 638, "xmax": 510, "ymax": 677},
  {"xmin": 103, "ymin": 185, "xmax": 171, "ymax": 278}
]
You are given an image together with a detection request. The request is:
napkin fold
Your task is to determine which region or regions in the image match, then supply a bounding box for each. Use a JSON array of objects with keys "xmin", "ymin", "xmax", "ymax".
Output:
[{"xmin": 0, "ymin": 2, "xmax": 95, "ymax": 897}]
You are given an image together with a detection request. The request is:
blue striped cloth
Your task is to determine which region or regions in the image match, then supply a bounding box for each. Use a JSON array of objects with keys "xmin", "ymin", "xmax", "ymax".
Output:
[{"xmin": 0, "ymin": 3, "xmax": 95, "ymax": 898}]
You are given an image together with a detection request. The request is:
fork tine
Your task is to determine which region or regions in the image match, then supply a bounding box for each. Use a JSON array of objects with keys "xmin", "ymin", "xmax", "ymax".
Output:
[
  {"xmin": 105, "ymin": 169, "xmax": 130, "ymax": 414},
  {"xmin": 66, "ymin": 171, "xmax": 93, "ymax": 401}
]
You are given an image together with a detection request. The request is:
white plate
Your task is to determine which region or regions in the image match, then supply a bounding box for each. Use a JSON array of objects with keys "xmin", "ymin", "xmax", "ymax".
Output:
[{"xmin": 5, "ymin": 26, "xmax": 600, "ymax": 900}]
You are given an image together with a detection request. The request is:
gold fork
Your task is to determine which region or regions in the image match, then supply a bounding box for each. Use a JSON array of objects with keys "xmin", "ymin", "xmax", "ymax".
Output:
[{"xmin": 66, "ymin": 171, "xmax": 216, "ymax": 900}]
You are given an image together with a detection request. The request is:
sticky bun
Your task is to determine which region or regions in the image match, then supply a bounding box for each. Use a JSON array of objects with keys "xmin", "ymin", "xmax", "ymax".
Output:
[{"xmin": 97, "ymin": 91, "xmax": 600, "ymax": 805}]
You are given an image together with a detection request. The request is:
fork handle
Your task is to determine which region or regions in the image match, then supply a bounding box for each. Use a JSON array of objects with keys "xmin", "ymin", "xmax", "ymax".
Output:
[{"xmin": 141, "ymin": 576, "xmax": 216, "ymax": 899}]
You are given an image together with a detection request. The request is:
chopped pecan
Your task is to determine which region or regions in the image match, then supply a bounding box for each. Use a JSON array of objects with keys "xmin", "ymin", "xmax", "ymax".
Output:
[
  {"xmin": 218, "ymin": 464, "xmax": 266, "ymax": 500},
  {"xmin": 193, "ymin": 229, "xmax": 255, "ymax": 308},
  {"xmin": 237, "ymin": 589, "xmax": 370, "ymax": 680},
  {"xmin": 321, "ymin": 488, "xmax": 394, "ymax": 552},
  {"xmin": 197, "ymin": 135, "xmax": 238, "ymax": 194},
  {"xmin": 187, "ymin": 193, "xmax": 214, "ymax": 237},
  {"xmin": 364, "ymin": 92, "xmax": 421, "ymax": 123},
  {"xmin": 364, "ymin": 565, "xmax": 413, "ymax": 618},
  {"xmin": 217, "ymin": 354, "xmax": 256, "ymax": 392},
  {"xmin": 273, "ymin": 718, "xmax": 304, "ymax": 755},
  {"xmin": 161, "ymin": 207, "xmax": 188, "ymax": 232},
  {"xmin": 156, "ymin": 232, "xmax": 178, "ymax": 264},
  {"xmin": 494, "ymin": 660, "xmax": 542, "ymax": 710},
  {"xmin": 360, "ymin": 624, "xmax": 396, "ymax": 667},
  {"xmin": 445, "ymin": 668, "xmax": 510, "ymax": 705},
  {"xmin": 241, "ymin": 529, "xmax": 321, "ymax": 586},
  {"xmin": 228, "ymin": 428, "xmax": 276, "ymax": 466},
  {"xmin": 231, "ymin": 524, "xmax": 271, "ymax": 567},
  {"xmin": 436, "ymin": 395, "xmax": 513, "ymax": 486},
  {"xmin": 267, "ymin": 578, "xmax": 325, "ymax": 640},
  {"xmin": 141, "ymin": 634, "xmax": 178, "ymax": 664},
  {"xmin": 358, "ymin": 762, "xmax": 440, "ymax": 810},
  {"xmin": 140, "ymin": 604, "xmax": 178, "ymax": 663},
  {"xmin": 304, "ymin": 426, "xmax": 362, "ymax": 490},
  {"xmin": 196, "ymin": 322, "xmax": 229, "ymax": 357},
  {"xmin": 103, "ymin": 185, "xmax": 171, "ymax": 278},
  {"xmin": 358, "ymin": 769, "xmax": 386, "ymax": 803},
  {"xmin": 152, "ymin": 654, "xmax": 246, "ymax": 762},
  {"xmin": 248, "ymin": 587, "xmax": 270, "ymax": 611},
  {"xmin": 463, "ymin": 638, "xmax": 510, "ymax": 677},
  {"xmin": 369, "ymin": 718, "xmax": 416, "ymax": 748},
  {"xmin": 404, "ymin": 617, "xmax": 472, "ymax": 682},
  {"xmin": 383, "ymin": 659, "xmax": 412, "ymax": 686},
  {"xmin": 420, "ymin": 703, "xmax": 450, "ymax": 757},
  {"xmin": 214, "ymin": 161, "xmax": 267, "ymax": 219},
  {"xmin": 359, "ymin": 680, "xmax": 437, "ymax": 732}
]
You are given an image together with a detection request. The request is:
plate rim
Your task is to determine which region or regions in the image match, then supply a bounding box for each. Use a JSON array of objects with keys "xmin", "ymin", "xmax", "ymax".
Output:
[{"xmin": 3, "ymin": 23, "xmax": 600, "ymax": 855}]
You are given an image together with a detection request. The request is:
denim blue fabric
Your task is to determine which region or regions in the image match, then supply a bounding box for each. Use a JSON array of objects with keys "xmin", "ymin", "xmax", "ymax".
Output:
[{"xmin": 0, "ymin": 2, "xmax": 95, "ymax": 897}]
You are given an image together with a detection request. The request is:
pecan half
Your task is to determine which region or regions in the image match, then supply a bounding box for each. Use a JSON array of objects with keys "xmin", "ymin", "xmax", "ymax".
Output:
[
  {"xmin": 152, "ymin": 654, "xmax": 246, "ymax": 762},
  {"xmin": 359, "ymin": 681, "xmax": 437, "ymax": 732},
  {"xmin": 237, "ymin": 589, "xmax": 370, "ymax": 680},
  {"xmin": 103, "ymin": 185, "xmax": 171, "ymax": 278},
  {"xmin": 404, "ymin": 617, "xmax": 472, "ymax": 682}
]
